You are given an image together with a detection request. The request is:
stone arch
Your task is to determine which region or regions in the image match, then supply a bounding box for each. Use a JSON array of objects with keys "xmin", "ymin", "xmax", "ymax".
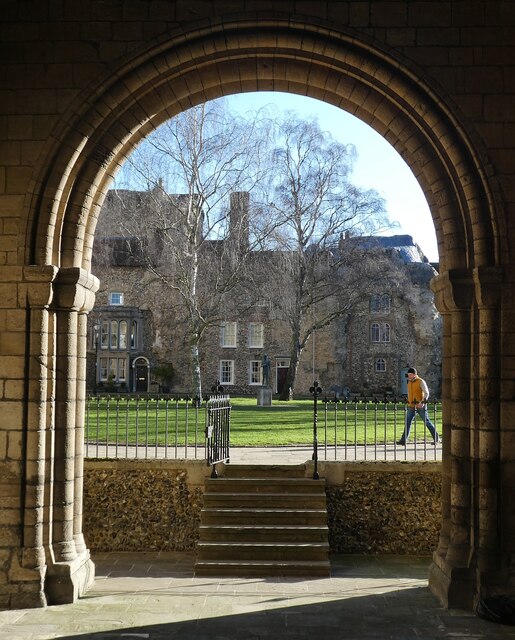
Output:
[
  {"xmin": 24, "ymin": 15, "xmax": 503, "ymax": 273},
  {"xmin": 18, "ymin": 14, "xmax": 507, "ymax": 610}
]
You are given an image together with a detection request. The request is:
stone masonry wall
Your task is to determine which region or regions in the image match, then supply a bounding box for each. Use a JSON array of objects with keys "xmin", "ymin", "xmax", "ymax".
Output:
[
  {"xmin": 325, "ymin": 463, "xmax": 441, "ymax": 554},
  {"xmin": 83, "ymin": 460, "xmax": 208, "ymax": 552},
  {"xmin": 84, "ymin": 460, "xmax": 441, "ymax": 556}
]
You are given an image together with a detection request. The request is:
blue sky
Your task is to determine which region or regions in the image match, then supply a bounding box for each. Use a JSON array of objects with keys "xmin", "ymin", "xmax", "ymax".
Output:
[{"xmin": 226, "ymin": 92, "xmax": 438, "ymax": 263}]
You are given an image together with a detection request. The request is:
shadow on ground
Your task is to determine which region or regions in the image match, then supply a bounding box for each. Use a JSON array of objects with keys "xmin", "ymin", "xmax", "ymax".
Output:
[{"xmin": 51, "ymin": 585, "xmax": 514, "ymax": 640}]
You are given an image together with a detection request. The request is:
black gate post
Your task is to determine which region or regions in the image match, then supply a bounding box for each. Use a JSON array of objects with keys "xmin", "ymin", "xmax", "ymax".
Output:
[{"xmin": 310, "ymin": 381, "xmax": 322, "ymax": 480}]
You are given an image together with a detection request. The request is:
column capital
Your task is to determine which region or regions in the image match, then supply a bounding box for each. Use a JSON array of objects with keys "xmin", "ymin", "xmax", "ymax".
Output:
[
  {"xmin": 431, "ymin": 269, "xmax": 474, "ymax": 313},
  {"xmin": 22, "ymin": 265, "xmax": 59, "ymax": 308},
  {"xmin": 54, "ymin": 267, "xmax": 99, "ymax": 313}
]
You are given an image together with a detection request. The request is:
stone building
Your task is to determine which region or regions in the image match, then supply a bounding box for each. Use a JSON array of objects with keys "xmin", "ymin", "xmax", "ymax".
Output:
[
  {"xmin": 338, "ymin": 235, "xmax": 442, "ymax": 398},
  {"xmin": 1, "ymin": 0, "xmax": 514, "ymax": 614},
  {"xmin": 90, "ymin": 188, "xmax": 441, "ymax": 398}
]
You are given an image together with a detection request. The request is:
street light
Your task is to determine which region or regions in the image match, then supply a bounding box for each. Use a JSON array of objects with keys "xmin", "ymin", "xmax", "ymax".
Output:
[{"xmin": 93, "ymin": 322, "xmax": 100, "ymax": 395}]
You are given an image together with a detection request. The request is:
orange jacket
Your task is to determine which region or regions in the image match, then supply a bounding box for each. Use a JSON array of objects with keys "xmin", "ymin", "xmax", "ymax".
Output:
[{"xmin": 407, "ymin": 376, "xmax": 430, "ymax": 406}]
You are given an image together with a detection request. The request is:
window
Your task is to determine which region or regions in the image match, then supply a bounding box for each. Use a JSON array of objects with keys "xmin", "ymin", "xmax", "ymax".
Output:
[
  {"xmin": 249, "ymin": 360, "xmax": 262, "ymax": 385},
  {"xmin": 110, "ymin": 320, "xmax": 118, "ymax": 348},
  {"xmin": 248, "ymin": 322, "xmax": 264, "ymax": 348},
  {"xmin": 375, "ymin": 358, "xmax": 387, "ymax": 372},
  {"xmin": 100, "ymin": 357, "xmax": 108, "ymax": 381},
  {"xmin": 98, "ymin": 319, "xmax": 134, "ymax": 351},
  {"xmin": 371, "ymin": 294, "xmax": 391, "ymax": 313},
  {"xmin": 221, "ymin": 321, "xmax": 237, "ymax": 347},
  {"xmin": 382, "ymin": 323, "xmax": 391, "ymax": 342},
  {"xmin": 100, "ymin": 321, "xmax": 109, "ymax": 349},
  {"xmin": 371, "ymin": 322, "xmax": 390, "ymax": 343},
  {"xmin": 119, "ymin": 321, "xmax": 127, "ymax": 349},
  {"xmin": 118, "ymin": 358, "xmax": 127, "ymax": 381},
  {"xmin": 220, "ymin": 360, "xmax": 234, "ymax": 385},
  {"xmin": 381, "ymin": 294, "xmax": 391, "ymax": 313},
  {"xmin": 130, "ymin": 320, "xmax": 138, "ymax": 349},
  {"xmin": 109, "ymin": 292, "xmax": 124, "ymax": 306},
  {"xmin": 371, "ymin": 295, "xmax": 381, "ymax": 313},
  {"xmin": 99, "ymin": 357, "xmax": 128, "ymax": 383}
]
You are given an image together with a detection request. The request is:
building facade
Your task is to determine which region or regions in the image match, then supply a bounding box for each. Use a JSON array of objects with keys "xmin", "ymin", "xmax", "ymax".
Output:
[{"xmin": 90, "ymin": 189, "xmax": 442, "ymax": 399}]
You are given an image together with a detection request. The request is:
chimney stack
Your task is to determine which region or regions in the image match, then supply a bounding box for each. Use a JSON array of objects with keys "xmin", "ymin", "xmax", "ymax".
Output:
[{"xmin": 229, "ymin": 191, "xmax": 250, "ymax": 255}]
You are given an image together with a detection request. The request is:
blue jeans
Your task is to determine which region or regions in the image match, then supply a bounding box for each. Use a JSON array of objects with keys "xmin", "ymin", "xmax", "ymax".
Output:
[{"xmin": 400, "ymin": 406, "xmax": 438, "ymax": 442}]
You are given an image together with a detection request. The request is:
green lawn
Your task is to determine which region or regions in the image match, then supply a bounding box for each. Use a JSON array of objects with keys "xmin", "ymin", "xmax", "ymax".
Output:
[{"xmin": 85, "ymin": 395, "xmax": 442, "ymax": 447}]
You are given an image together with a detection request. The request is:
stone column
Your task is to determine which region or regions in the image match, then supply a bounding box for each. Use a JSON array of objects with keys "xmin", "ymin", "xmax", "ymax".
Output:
[
  {"xmin": 473, "ymin": 266, "xmax": 504, "ymax": 590},
  {"xmin": 429, "ymin": 269, "xmax": 476, "ymax": 608},
  {"xmin": 44, "ymin": 267, "xmax": 98, "ymax": 604},
  {"xmin": 74, "ymin": 294, "xmax": 97, "ymax": 556},
  {"xmin": 15, "ymin": 266, "xmax": 59, "ymax": 608}
]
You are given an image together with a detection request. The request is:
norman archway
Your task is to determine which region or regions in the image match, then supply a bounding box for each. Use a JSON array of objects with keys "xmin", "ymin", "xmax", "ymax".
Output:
[{"xmin": 13, "ymin": 14, "xmax": 508, "ymax": 610}]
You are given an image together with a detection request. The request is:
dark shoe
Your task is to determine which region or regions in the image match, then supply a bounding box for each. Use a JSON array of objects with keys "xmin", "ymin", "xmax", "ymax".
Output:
[{"xmin": 396, "ymin": 439, "xmax": 406, "ymax": 446}]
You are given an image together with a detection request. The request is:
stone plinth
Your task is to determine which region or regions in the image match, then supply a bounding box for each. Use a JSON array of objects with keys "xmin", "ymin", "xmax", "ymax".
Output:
[{"xmin": 257, "ymin": 386, "xmax": 272, "ymax": 406}]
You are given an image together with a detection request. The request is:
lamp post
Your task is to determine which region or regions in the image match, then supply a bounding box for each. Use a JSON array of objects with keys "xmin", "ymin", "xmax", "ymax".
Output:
[{"xmin": 93, "ymin": 322, "xmax": 100, "ymax": 395}]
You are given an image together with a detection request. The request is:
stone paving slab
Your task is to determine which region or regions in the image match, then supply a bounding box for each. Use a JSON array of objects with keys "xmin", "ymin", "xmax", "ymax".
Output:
[
  {"xmin": 85, "ymin": 444, "xmax": 442, "ymax": 464},
  {"xmin": 2, "ymin": 552, "xmax": 515, "ymax": 639}
]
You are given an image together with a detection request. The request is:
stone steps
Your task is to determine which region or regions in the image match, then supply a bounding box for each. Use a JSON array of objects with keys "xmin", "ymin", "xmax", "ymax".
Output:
[
  {"xmin": 195, "ymin": 464, "xmax": 330, "ymax": 577},
  {"xmin": 198, "ymin": 524, "xmax": 328, "ymax": 542},
  {"xmin": 195, "ymin": 559, "xmax": 331, "ymax": 577},
  {"xmin": 200, "ymin": 508, "xmax": 328, "ymax": 526}
]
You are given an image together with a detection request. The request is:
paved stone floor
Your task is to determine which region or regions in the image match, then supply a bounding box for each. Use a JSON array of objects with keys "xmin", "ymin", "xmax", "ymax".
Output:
[
  {"xmin": 2, "ymin": 552, "xmax": 515, "ymax": 639},
  {"xmin": 86, "ymin": 443, "xmax": 442, "ymax": 464}
]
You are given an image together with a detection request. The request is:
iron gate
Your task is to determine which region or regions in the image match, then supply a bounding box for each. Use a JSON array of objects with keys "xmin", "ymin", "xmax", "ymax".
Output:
[{"xmin": 205, "ymin": 394, "xmax": 231, "ymax": 476}]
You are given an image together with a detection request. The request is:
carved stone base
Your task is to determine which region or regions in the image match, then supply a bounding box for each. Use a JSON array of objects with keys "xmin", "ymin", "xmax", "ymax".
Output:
[
  {"xmin": 428, "ymin": 558, "xmax": 475, "ymax": 610},
  {"xmin": 45, "ymin": 550, "xmax": 95, "ymax": 605},
  {"xmin": 12, "ymin": 584, "xmax": 48, "ymax": 609},
  {"xmin": 257, "ymin": 386, "xmax": 273, "ymax": 406}
]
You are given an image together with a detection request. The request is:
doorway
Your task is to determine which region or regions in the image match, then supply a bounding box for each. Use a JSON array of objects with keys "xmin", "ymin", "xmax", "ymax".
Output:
[
  {"xmin": 276, "ymin": 359, "xmax": 290, "ymax": 395},
  {"xmin": 133, "ymin": 358, "xmax": 149, "ymax": 392}
]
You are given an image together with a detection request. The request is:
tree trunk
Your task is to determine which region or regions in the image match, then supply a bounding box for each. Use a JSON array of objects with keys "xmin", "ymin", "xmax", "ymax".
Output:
[
  {"xmin": 279, "ymin": 338, "xmax": 302, "ymax": 401},
  {"xmin": 191, "ymin": 341, "xmax": 202, "ymax": 402}
]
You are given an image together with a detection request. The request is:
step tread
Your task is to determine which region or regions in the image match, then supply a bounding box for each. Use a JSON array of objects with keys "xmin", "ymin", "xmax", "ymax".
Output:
[
  {"xmin": 197, "ymin": 541, "xmax": 329, "ymax": 547},
  {"xmin": 204, "ymin": 492, "xmax": 325, "ymax": 497},
  {"xmin": 202, "ymin": 507, "xmax": 326, "ymax": 515},
  {"xmin": 195, "ymin": 560, "xmax": 330, "ymax": 567},
  {"xmin": 199, "ymin": 524, "xmax": 327, "ymax": 529},
  {"xmin": 206, "ymin": 478, "xmax": 325, "ymax": 483}
]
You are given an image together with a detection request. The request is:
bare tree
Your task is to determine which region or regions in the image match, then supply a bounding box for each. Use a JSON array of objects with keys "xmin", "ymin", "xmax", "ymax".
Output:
[
  {"xmin": 255, "ymin": 115, "xmax": 396, "ymax": 399},
  {"xmin": 104, "ymin": 100, "xmax": 274, "ymax": 399},
  {"xmin": 98, "ymin": 103, "xmax": 403, "ymax": 400}
]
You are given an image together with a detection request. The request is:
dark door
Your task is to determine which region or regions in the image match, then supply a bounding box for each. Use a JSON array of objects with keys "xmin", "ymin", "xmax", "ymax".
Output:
[
  {"xmin": 135, "ymin": 364, "xmax": 148, "ymax": 392},
  {"xmin": 277, "ymin": 366, "xmax": 288, "ymax": 395}
]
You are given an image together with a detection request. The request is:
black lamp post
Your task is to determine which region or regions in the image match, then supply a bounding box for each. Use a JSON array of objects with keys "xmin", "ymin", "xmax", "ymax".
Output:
[{"xmin": 93, "ymin": 322, "xmax": 100, "ymax": 395}]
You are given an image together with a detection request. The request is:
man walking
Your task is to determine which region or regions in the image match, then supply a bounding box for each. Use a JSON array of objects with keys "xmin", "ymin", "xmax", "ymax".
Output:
[{"xmin": 397, "ymin": 367, "xmax": 440, "ymax": 445}]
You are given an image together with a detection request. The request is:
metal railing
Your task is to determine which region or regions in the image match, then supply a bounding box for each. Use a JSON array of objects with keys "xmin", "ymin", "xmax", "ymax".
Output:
[
  {"xmin": 85, "ymin": 394, "xmax": 206, "ymax": 460},
  {"xmin": 317, "ymin": 395, "xmax": 442, "ymax": 462},
  {"xmin": 84, "ymin": 394, "xmax": 441, "ymax": 462}
]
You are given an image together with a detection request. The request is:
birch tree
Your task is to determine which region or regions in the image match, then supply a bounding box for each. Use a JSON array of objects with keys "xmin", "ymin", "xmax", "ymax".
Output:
[
  {"xmin": 257, "ymin": 115, "xmax": 396, "ymax": 399},
  {"xmin": 104, "ymin": 100, "xmax": 273, "ymax": 399}
]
